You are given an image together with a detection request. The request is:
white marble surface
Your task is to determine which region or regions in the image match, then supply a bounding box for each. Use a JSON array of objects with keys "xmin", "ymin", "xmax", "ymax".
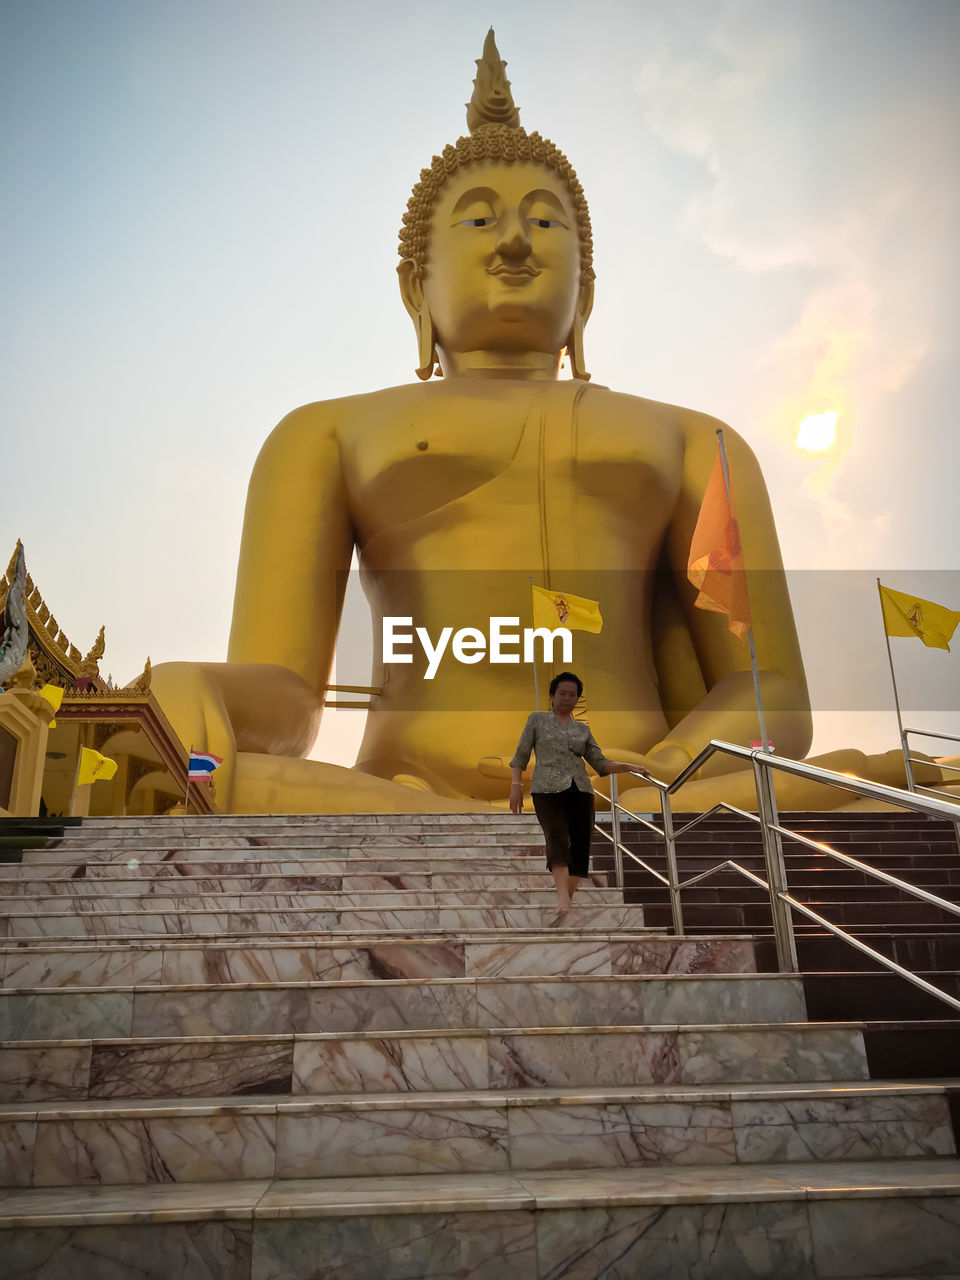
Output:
[
  {"xmin": 1, "ymin": 1163, "xmax": 958, "ymax": 1279},
  {"xmin": 1, "ymin": 934, "xmax": 758, "ymax": 993},
  {"xmin": 275, "ymin": 1105, "xmax": 509, "ymax": 1178},
  {"xmin": 7, "ymin": 1081, "xmax": 954, "ymax": 1186}
]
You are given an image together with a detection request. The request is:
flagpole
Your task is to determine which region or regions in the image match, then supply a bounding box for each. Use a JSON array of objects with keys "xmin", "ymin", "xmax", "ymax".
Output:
[
  {"xmin": 876, "ymin": 578, "xmax": 915, "ymax": 792},
  {"xmin": 715, "ymin": 428, "xmax": 770, "ymax": 753},
  {"xmin": 184, "ymin": 745, "xmax": 192, "ymax": 815},
  {"xmin": 68, "ymin": 750, "xmax": 82, "ymax": 818},
  {"xmin": 528, "ymin": 576, "xmax": 541, "ymax": 709}
]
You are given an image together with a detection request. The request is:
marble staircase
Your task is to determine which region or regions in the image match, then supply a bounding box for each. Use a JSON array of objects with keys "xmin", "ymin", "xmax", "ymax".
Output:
[{"xmin": 1, "ymin": 812, "xmax": 959, "ymax": 1279}]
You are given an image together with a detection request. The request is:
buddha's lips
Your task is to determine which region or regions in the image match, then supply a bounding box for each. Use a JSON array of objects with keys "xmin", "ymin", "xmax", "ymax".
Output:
[{"xmin": 488, "ymin": 266, "xmax": 540, "ymax": 279}]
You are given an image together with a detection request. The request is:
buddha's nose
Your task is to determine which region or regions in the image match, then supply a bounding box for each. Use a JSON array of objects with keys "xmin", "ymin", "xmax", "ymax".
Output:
[{"xmin": 495, "ymin": 210, "xmax": 531, "ymax": 260}]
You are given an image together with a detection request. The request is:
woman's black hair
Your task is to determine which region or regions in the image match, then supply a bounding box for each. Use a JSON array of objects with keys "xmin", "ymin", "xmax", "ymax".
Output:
[{"xmin": 549, "ymin": 671, "xmax": 583, "ymax": 697}]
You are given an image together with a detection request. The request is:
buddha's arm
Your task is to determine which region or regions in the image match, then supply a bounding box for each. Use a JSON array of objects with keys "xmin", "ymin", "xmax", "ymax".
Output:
[
  {"xmin": 225, "ymin": 403, "xmax": 355, "ymax": 754},
  {"xmin": 647, "ymin": 413, "xmax": 812, "ymax": 776},
  {"xmin": 152, "ymin": 405, "xmax": 354, "ymax": 803}
]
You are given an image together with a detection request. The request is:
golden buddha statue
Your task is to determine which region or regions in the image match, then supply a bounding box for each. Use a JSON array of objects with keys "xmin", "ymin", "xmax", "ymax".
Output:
[{"xmin": 152, "ymin": 32, "xmax": 913, "ymax": 814}]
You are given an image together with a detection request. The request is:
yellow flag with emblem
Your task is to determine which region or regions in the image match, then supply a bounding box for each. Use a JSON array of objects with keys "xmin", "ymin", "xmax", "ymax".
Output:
[
  {"xmin": 38, "ymin": 684, "xmax": 64, "ymax": 726},
  {"xmin": 77, "ymin": 746, "xmax": 118, "ymax": 785},
  {"xmin": 531, "ymin": 585, "xmax": 603, "ymax": 634},
  {"xmin": 879, "ymin": 585, "xmax": 960, "ymax": 652}
]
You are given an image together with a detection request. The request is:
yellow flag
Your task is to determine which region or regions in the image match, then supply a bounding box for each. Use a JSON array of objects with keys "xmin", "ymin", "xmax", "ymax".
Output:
[
  {"xmin": 38, "ymin": 684, "xmax": 64, "ymax": 726},
  {"xmin": 77, "ymin": 747, "xmax": 118, "ymax": 785},
  {"xmin": 531, "ymin": 585, "xmax": 603, "ymax": 634},
  {"xmin": 879, "ymin": 584, "xmax": 960, "ymax": 652}
]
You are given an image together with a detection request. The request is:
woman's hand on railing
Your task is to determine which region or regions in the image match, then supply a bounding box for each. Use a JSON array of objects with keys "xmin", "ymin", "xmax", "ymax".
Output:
[
  {"xmin": 600, "ymin": 749, "xmax": 681, "ymax": 786},
  {"xmin": 605, "ymin": 761, "xmax": 650, "ymax": 777}
]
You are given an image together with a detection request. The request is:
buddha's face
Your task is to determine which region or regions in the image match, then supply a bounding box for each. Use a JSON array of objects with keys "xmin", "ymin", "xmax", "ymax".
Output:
[{"xmin": 411, "ymin": 161, "xmax": 590, "ymax": 361}]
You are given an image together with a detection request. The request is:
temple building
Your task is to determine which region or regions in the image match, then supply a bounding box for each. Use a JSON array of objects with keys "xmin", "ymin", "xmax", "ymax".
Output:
[{"xmin": 0, "ymin": 543, "xmax": 215, "ymax": 817}]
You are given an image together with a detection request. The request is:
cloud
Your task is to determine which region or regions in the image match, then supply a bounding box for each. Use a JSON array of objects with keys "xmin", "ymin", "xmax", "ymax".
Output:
[{"xmin": 630, "ymin": 0, "xmax": 959, "ymax": 562}]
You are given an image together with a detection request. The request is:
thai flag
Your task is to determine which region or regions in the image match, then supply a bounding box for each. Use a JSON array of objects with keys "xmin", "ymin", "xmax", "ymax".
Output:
[{"xmin": 187, "ymin": 751, "xmax": 223, "ymax": 779}]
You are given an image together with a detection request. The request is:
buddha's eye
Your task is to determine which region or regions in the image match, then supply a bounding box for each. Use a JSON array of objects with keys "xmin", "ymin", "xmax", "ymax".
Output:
[
  {"xmin": 532, "ymin": 218, "xmax": 563, "ymax": 229},
  {"xmin": 455, "ymin": 216, "xmax": 496, "ymax": 227}
]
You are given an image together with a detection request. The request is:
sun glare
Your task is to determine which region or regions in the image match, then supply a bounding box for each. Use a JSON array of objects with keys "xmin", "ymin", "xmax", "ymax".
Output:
[{"xmin": 795, "ymin": 410, "xmax": 838, "ymax": 452}]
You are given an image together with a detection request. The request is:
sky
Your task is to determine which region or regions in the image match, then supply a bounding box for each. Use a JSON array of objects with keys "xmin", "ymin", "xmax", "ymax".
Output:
[{"xmin": 2, "ymin": 0, "xmax": 958, "ymax": 770}]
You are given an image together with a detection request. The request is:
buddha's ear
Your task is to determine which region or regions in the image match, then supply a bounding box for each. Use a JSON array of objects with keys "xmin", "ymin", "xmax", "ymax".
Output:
[
  {"xmin": 398, "ymin": 260, "xmax": 439, "ymax": 381},
  {"xmin": 568, "ymin": 279, "xmax": 595, "ymax": 382},
  {"xmin": 397, "ymin": 259, "xmax": 423, "ymax": 322},
  {"xmin": 577, "ymin": 279, "xmax": 595, "ymax": 327}
]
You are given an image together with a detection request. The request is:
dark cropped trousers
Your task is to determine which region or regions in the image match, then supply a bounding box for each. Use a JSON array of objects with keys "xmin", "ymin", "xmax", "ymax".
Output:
[{"xmin": 532, "ymin": 781, "xmax": 595, "ymax": 878}]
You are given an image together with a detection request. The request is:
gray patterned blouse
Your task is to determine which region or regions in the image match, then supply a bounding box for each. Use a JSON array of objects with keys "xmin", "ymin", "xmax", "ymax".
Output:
[{"xmin": 509, "ymin": 711, "xmax": 611, "ymax": 794}]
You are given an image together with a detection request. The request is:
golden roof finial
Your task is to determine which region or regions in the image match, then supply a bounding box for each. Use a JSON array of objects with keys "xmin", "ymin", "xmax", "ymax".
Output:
[
  {"xmin": 4, "ymin": 539, "xmax": 23, "ymax": 586},
  {"xmin": 78, "ymin": 624, "xmax": 106, "ymax": 679},
  {"xmin": 466, "ymin": 29, "xmax": 520, "ymax": 133},
  {"xmin": 121, "ymin": 656, "xmax": 152, "ymax": 696}
]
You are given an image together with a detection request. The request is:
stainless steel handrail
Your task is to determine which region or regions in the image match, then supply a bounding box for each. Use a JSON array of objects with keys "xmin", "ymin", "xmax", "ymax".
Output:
[
  {"xmin": 591, "ymin": 740, "xmax": 960, "ymax": 1007},
  {"xmin": 668, "ymin": 742, "xmax": 960, "ymax": 819},
  {"xmin": 767, "ymin": 824, "xmax": 960, "ymax": 918},
  {"xmin": 594, "ymin": 774, "xmax": 684, "ymax": 933},
  {"xmin": 901, "ymin": 727, "xmax": 960, "ymax": 798},
  {"xmin": 591, "ymin": 824, "xmax": 671, "ymax": 886},
  {"xmin": 781, "ymin": 894, "xmax": 960, "ymax": 1014},
  {"xmin": 904, "ymin": 728, "xmax": 960, "ymax": 745}
]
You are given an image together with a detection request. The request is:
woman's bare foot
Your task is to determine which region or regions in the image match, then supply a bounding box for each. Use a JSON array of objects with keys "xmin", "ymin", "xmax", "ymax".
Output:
[{"xmin": 550, "ymin": 898, "xmax": 571, "ymax": 926}]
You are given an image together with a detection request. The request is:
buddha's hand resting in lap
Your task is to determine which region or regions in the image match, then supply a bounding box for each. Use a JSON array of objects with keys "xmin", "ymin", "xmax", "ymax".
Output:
[{"xmin": 151, "ymin": 661, "xmax": 323, "ymax": 812}]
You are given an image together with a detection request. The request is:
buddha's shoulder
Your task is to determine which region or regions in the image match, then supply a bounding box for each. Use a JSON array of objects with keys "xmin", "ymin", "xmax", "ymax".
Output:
[
  {"xmin": 263, "ymin": 384, "xmax": 438, "ymax": 445},
  {"xmin": 583, "ymin": 386, "xmax": 741, "ymax": 443}
]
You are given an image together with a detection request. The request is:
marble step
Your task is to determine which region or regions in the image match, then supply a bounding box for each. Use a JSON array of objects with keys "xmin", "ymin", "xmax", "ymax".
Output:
[
  {"xmin": 0, "ymin": 864, "xmax": 608, "ymax": 887},
  {"xmin": 0, "ymin": 888, "xmax": 622, "ymax": 912},
  {"xmin": 42, "ymin": 834, "xmax": 544, "ymax": 851},
  {"xmin": 0, "ymin": 888, "xmax": 623, "ymax": 914},
  {"xmin": 0, "ymin": 934, "xmax": 754, "ymax": 989},
  {"xmin": 0, "ymin": 904, "xmax": 647, "ymax": 939},
  {"xmin": 1, "ymin": 1080, "xmax": 954, "ymax": 1187},
  {"xmin": 15, "ymin": 854, "xmax": 558, "ymax": 873},
  {"xmin": 0, "ymin": 1015, "xmax": 869, "ymax": 1096},
  {"xmin": 0, "ymin": 973, "xmax": 803, "ymax": 1071},
  {"xmin": 56, "ymin": 814, "xmax": 541, "ymax": 832},
  {"xmin": 2, "ymin": 1159, "xmax": 959, "ymax": 1279}
]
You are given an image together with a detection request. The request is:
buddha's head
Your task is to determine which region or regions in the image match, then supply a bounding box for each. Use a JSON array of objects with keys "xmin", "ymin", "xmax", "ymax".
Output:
[{"xmin": 398, "ymin": 31, "xmax": 594, "ymax": 381}]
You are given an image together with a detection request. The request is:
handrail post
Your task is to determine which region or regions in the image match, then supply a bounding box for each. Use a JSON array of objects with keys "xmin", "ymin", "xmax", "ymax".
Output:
[
  {"xmin": 609, "ymin": 773, "xmax": 623, "ymax": 891},
  {"xmin": 900, "ymin": 729, "xmax": 917, "ymax": 794},
  {"xmin": 752, "ymin": 755, "xmax": 799, "ymax": 971},
  {"xmin": 659, "ymin": 787, "xmax": 684, "ymax": 935}
]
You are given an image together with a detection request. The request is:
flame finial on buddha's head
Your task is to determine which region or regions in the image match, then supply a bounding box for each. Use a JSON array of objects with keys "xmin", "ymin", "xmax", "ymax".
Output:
[{"xmin": 466, "ymin": 29, "xmax": 520, "ymax": 132}]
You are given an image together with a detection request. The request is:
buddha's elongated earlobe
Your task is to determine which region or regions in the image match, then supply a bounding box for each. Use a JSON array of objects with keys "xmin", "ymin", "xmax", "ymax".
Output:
[
  {"xmin": 416, "ymin": 307, "xmax": 439, "ymax": 381},
  {"xmin": 567, "ymin": 280, "xmax": 594, "ymax": 382},
  {"xmin": 567, "ymin": 313, "xmax": 590, "ymax": 382},
  {"xmin": 398, "ymin": 258, "xmax": 441, "ymax": 381}
]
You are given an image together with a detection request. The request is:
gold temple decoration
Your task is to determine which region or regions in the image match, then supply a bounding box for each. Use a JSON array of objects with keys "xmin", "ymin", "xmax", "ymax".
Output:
[
  {"xmin": 78, "ymin": 626, "xmax": 106, "ymax": 680},
  {"xmin": 121, "ymin": 656, "xmax": 153, "ymax": 696},
  {"xmin": 398, "ymin": 28, "xmax": 594, "ymax": 287},
  {"xmin": 1, "ymin": 543, "xmax": 104, "ymax": 688}
]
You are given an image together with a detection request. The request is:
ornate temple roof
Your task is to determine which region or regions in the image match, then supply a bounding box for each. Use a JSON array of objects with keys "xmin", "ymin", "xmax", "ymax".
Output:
[{"xmin": 1, "ymin": 541, "xmax": 108, "ymax": 692}]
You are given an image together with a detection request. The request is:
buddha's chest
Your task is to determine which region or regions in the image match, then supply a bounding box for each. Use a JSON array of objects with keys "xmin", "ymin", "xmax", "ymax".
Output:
[{"xmin": 339, "ymin": 387, "xmax": 683, "ymax": 549}]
